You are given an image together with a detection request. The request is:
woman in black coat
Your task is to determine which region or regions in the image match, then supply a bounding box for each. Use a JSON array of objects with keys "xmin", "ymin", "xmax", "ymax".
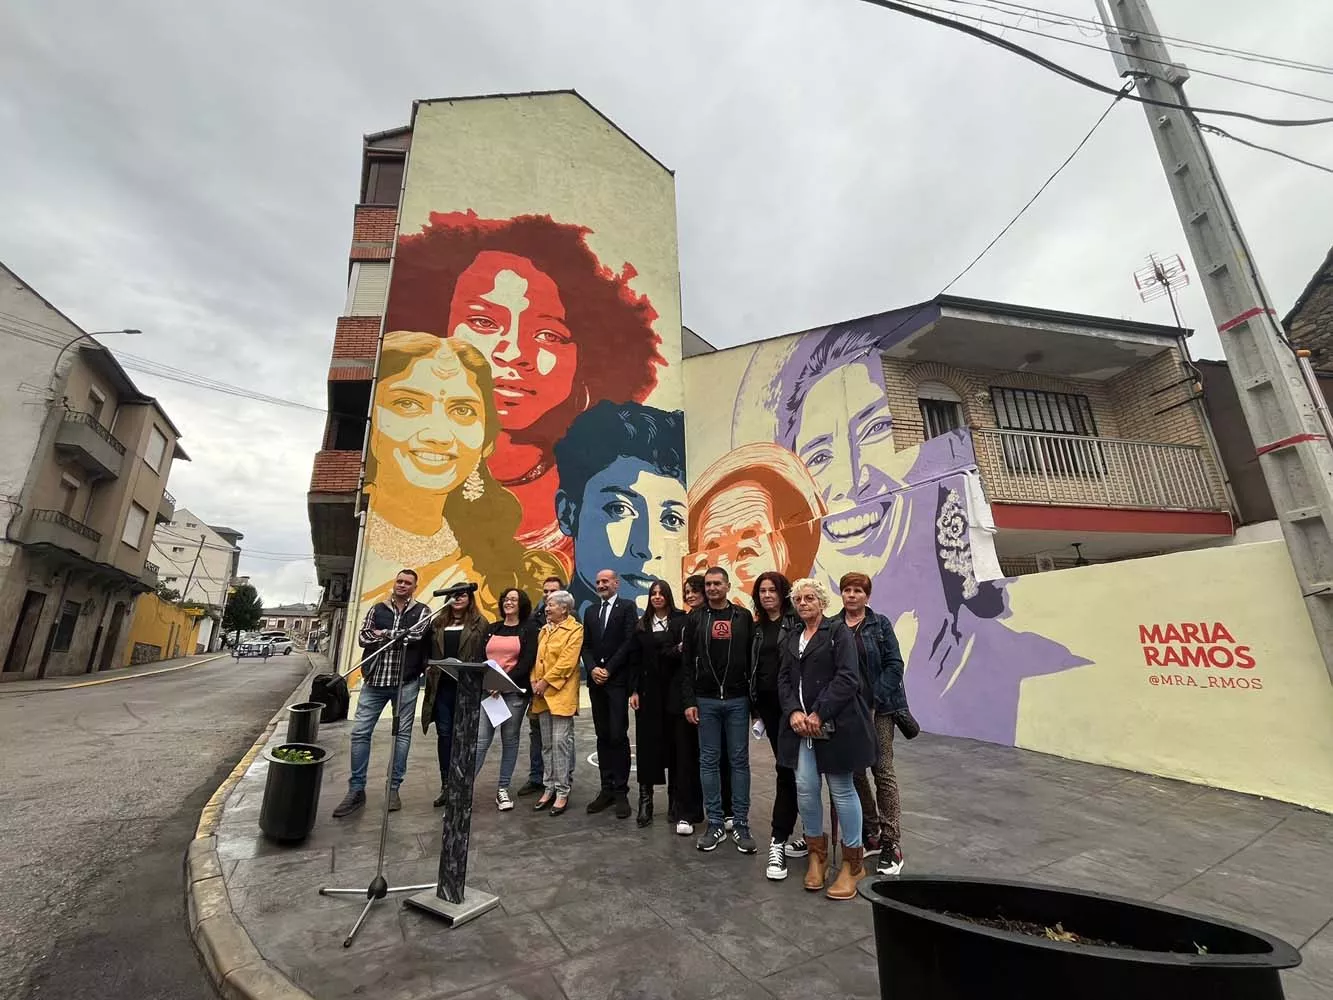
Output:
[
  {"xmin": 623, "ymin": 580, "xmax": 689, "ymax": 827},
  {"xmin": 778, "ymin": 577, "xmax": 876, "ymax": 902}
]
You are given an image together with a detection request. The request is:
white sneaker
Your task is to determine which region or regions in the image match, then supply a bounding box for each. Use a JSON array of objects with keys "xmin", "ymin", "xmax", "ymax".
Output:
[
  {"xmin": 785, "ymin": 837, "xmax": 809, "ymax": 858},
  {"xmin": 496, "ymin": 788, "xmax": 514, "ymax": 811},
  {"xmin": 765, "ymin": 840, "xmax": 789, "ymax": 881},
  {"xmin": 675, "ymin": 820, "xmax": 693, "ymax": 836}
]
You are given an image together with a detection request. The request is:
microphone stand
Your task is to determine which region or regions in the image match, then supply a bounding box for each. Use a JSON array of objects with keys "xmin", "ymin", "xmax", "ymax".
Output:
[{"xmin": 318, "ymin": 594, "xmax": 455, "ymax": 948}]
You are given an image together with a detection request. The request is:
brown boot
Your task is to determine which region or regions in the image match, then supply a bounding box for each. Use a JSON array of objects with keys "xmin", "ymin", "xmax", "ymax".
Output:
[
  {"xmin": 803, "ymin": 834, "xmax": 829, "ymax": 891},
  {"xmin": 827, "ymin": 845, "xmax": 865, "ymax": 900}
]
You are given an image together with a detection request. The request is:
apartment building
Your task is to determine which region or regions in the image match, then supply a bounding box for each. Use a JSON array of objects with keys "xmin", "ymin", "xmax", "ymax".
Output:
[
  {"xmin": 0, "ymin": 263, "xmax": 187, "ymax": 680},
  {"xmin": 151, "ymin": 508, "xmax": 245, "ymax": 652},
  {"xmin": 260, "ymin": 603, "xmax": 319, "ymax": 637}
]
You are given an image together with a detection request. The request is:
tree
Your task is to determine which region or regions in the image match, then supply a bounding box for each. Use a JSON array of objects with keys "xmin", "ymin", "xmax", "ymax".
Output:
[
  {"xmin": 223, "ymin": 584, "xmax": 263, "ymax": 641},
  {"xmin": 155, "ymin": 582, "xmax": 181, "ymax": 603}
]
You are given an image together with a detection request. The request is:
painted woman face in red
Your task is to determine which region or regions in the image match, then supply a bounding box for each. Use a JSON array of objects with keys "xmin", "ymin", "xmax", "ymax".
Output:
[{"xmin": 447, "ymin": 250, "xmax": 579, "ymax": 434}]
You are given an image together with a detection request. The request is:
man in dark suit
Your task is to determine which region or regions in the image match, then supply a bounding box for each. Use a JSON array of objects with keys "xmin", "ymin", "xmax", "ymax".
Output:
[{"xmin": 582, "ymin": 568, "xmax": 637, "ymax": 818}]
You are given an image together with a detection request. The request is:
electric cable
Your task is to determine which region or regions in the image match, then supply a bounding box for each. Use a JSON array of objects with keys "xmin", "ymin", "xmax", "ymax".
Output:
[
  {"xmin": 854, "ymin": 0, "xmax": 1333, "ymax": 126},
  {"xmin": 1197, "ymin": 121, "xmax": 1333, "ymax": 175}
]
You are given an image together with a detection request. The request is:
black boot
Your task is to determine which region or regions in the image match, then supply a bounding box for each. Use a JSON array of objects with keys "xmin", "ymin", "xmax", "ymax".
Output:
[{"xmin": 636, "ymin": 785, "xmax": 654, "ymax": 828}]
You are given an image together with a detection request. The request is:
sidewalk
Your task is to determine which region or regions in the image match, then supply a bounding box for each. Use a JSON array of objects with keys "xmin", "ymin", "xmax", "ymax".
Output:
[
  {"xmin": 192, "ymin": 680, "xmax": 1333, "ymax": 1000},
  {"xmin": 0, "ymin": 651, "xmax": 229, "ymax": 693}
]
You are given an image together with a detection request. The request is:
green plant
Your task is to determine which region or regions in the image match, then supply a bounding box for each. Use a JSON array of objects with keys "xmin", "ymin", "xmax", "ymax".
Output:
[{"xmin": 272, "ymin": 747, "xmax": 317, "ymax": 764}]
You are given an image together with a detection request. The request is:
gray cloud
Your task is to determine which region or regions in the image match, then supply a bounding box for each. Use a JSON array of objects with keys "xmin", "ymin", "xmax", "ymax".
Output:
[{"xmin": 2, "ymin": 0, "xmax": 1329, "ymax": 603}]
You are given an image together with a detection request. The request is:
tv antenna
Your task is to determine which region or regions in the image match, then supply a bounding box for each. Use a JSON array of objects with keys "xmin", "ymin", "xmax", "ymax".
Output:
[{"xmin": 1134, "ymin": 253, "xmax": 1190, "ymax": 329}]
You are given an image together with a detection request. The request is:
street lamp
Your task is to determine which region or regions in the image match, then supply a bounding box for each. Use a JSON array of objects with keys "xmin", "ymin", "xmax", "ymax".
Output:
[{"xmin": 47, "ymin": 328, "xmax": 142, "ymax": 392}]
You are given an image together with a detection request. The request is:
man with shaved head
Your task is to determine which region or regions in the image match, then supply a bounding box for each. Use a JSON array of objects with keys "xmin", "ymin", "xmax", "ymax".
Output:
[{"xmin": 580, "ymin": 567, "xmax": 637, "ymax": 818}]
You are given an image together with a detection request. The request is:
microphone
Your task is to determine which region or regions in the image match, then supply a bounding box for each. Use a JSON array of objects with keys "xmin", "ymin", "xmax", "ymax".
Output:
[{"xmin": 433, "ymin": 581, "xmax": 479, "ymax": 598}]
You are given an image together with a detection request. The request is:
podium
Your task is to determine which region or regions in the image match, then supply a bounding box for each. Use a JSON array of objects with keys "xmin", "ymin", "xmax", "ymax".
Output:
[{"xmin": 405, "ymin": 658, "xmax": 519, "ymax": 927}]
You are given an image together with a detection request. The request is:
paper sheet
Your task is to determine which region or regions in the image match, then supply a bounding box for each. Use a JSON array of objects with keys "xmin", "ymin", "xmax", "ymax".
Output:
[{"xmin": 482, "ymin": 692, "xmax": 512, "ymax": 727}]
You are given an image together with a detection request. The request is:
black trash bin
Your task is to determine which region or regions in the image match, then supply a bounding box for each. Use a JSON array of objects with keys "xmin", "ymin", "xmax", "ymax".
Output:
[
  {"xmin": 258, "ymin": 743, "xmax": 329, "ymax": 843},
  {"xmin": 860, "ymin": 875, "xmax": 1301, "ymax": 999},
  {"xmin": 286, "ymin": 701, "xmax": 323, "ymax": 744}
]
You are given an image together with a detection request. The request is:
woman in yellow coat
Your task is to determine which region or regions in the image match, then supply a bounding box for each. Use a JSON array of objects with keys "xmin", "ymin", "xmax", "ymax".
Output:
[{"xmin": 530, "ymin": 589, "xmax": 583, "ymax": 816}]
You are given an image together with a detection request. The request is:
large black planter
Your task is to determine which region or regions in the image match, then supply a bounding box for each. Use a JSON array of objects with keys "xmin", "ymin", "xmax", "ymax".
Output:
[
  {"xmin": 286, "ymin": 701, "xmax": 323, "ymax": 744},
  {"xmin": 258, "ymin": 743, "xmax": 329, "ymax": 843},
  {"xmin": 860, "ymin": 875, "xmax": 1301, "ymax": 999}
]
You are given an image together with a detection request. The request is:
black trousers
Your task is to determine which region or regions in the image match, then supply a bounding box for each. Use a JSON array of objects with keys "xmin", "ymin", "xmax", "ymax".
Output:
[
  {"xmin": 671, "ymin": 713, "xmax": 733, "ymax": 824},
  {"xmin": 755, "ymin": 689, "xmax": 799, "ymax": 843},
  {"xmin": 589, "ymin": 679, "xmax": 631, "ymax": 794}
]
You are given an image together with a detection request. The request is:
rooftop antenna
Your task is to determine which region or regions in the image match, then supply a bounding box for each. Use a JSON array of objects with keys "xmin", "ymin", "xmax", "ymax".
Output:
[{"xmin": 1134, "ymin": 253, "xmax": 1191, "ymax": 330}]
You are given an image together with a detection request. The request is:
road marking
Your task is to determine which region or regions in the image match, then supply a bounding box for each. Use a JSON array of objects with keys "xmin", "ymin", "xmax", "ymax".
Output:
[{"xmin": 52, "ymin": 653, "xmax": 229, "ymax": 689}]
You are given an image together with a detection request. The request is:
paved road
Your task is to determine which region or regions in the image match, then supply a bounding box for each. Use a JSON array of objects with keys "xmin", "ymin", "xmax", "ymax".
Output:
[{"xmin": 0, "ymin": 654, "xmax": 312, "ymax": 1000}]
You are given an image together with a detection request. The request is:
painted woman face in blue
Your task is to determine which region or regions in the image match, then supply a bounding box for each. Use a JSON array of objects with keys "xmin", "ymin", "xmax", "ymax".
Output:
[{"xmin": 789, "ymin": 360, "xmax": 906, "ymax": 585}]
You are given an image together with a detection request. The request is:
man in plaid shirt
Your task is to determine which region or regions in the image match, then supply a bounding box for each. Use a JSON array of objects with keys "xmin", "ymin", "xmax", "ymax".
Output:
[{"xmin": 332, "ymin": 569, "xmax": 433, "ymax": 818}]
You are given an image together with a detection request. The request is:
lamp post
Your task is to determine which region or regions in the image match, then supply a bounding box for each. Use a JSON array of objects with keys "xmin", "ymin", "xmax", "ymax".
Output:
[{"xmin": 47, "ymin": 328, "xmax": 142, "ymax": 393}]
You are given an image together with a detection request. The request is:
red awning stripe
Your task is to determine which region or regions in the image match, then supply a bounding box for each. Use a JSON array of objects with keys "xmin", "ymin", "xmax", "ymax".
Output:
[
  {"xmin": 1256, "ymin": 432, "xmax": 1326, "ymax": 456},
  {"xmin": 1218, "ymin": 306, "xmax": 1275, "ymax": 332}
]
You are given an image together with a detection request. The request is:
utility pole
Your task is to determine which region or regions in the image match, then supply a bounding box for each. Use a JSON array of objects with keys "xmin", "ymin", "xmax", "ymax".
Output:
[
  {"xmin": 1098, "ymin": 0, "xmax": 1333, "ymax": 682},
  {"xmin": 181, "ymin": 534, "xmax": 206, "ymax": 604}
]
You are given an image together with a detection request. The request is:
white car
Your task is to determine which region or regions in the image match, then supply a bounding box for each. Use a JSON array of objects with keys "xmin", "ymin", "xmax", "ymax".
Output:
[
  {"xmin": 257, "ymin": 632, "xmax": 295, "ymax": 655},
  {"xmin": 233, "ymin": 635, "xmax": 273, "ymax": 658}
]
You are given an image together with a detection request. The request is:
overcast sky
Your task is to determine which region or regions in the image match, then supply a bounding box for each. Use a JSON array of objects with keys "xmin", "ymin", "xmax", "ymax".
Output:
[{"xmin": 2, "ymin": 0, "xmax": 1330, "ymax": 605}]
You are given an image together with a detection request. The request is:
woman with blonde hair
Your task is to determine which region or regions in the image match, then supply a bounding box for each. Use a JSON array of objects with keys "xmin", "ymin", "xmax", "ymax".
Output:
[
  {"xmin": 777, "ymin": 577, "xmax": 876, "ymax": 900},
  {"xmin": 530, "ymin": 589, "xmax": 583, "ymax": 816}
]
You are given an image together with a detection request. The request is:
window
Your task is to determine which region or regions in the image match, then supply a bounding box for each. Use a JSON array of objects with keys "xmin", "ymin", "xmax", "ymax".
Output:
[
  {"xmin": 171, "ymin": 546, "xmax": 185, "ymax": 554},
  {"xmin": 59, "ymin": 474, "xmax": 81, "ymax": 517},
  {"xmin": 185, "ymin": 521, "xmax": 197, "ymax": 528},
  {"xmin": 121, "ymin": 502, "xmax": 149, "ymax": 548},
  {"xmin": 87, "ymin": 387, "xmax": 106, "ymax": 426},
  {"xmin": 991, "ymin": 386, "xmax": 1102, "ymax": 475},
  {"xmin": 51, "ymin": 601, "xmax": 81, "ymax": 652},
  {"xmin": 277, "ymin": 619, "xmax": 286, "ymax": 629},
  {"xmin": 918, "ymin": 381, "xmax": 964, "ymax": 440},
  {"xmin": 145, "ymin": 426, "xmax": 168, "ymax": 473},
  {"xmin": 346, "ymin": 262, "xmax": 390, "ymax": 316},
  {"xmin": 363, "ymin": 157, "xmax": 405, "ymax": 205}
]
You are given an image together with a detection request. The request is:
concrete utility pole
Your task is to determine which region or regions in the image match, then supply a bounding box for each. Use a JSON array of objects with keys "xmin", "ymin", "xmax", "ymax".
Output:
[
  {"xmin": 181, "ymin": 534, "xmax": 206, "ymax": 603},
  {"xmin": 1098, "ymin": 0, "xmax": 1333, "ymax": 682}
]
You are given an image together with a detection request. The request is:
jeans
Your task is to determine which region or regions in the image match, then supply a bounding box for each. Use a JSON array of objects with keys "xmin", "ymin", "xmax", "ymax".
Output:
[
  {"xmin": 697, "ymin": 696, "xmax": 750, "ymax": 829},
  {"xmin": 795, "ymin": 739, "xmax": 863, "ymax": 848},
  {"xmin": 433, "ymin": 676, "xmax": 457, "ymax": 790},
  {"xmin": 475, "ymin": 693, "xmax": 528, "ymax": 790},
  {"xmin": 538, "ymin": 713, "xmax": 575, "ymax": 797},
  {"xmin": 527, "ymin": 713, "xmax": 544, "ymax": 785},
  {"xmin": 348, "ymin": 677, "xmax": 422, "ymax": 792}
]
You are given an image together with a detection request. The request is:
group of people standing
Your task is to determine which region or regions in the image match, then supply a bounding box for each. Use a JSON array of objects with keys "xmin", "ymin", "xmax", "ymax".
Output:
[{"xmin": 333, "ymin": 561, "xmax": 917, "ymax": 900}]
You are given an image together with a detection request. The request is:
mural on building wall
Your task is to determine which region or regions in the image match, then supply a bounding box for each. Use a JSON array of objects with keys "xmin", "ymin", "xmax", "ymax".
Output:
[
  {"xmin": 688, "ymin": 314, "xmax": 1090, "ymax": 746},
  {"xmin": 357, "ymin": 96, "xmax": 682, "ymax": 622}
]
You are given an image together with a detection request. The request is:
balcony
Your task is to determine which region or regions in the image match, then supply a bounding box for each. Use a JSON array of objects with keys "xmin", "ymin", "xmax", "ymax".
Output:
[
  {"xmin": 139, "ymin": 560, "xmax": 160, "ymax": 589},
  {"xmin": 157, "ymin": 489, "xmax": 175, "ymax": 525},
  {"xmin": 973, "ymin": 429, "xmax": 1225, "ymax": 512},
  {"xmin": 21, "ymin": 509, "xmax": 103, "ymax": 561},
  {"xmin": 54, "ymin": 411, "xmax": 125, "ymax": 480}
]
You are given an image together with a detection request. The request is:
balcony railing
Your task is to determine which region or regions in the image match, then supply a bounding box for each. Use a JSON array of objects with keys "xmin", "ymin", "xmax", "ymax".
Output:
[
  {"xmin": 973, "ymin": 429, "xmax": 1223, "ymax": 511},
  {"xmin": 144, "ymin": 560, "xmax": 160, "ymax": 575},
  {"xmin": 31, "ymin": 508, "xmax": 103, "ymax": 542},
  {"xmin": 162, "ymin": 489, "xmax": 175, "ymax": 506},
  {"xmin": 62, "ymin": 410, "xmax": 126, "ymax": 455}
]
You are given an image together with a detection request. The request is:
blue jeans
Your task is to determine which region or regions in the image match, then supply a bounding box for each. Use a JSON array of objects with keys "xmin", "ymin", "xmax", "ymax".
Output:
[
  {"xmin": 348, "ymin": 677, "xmax": 422, "ymax": 792},
  {"xmin": 698, "ymin": 696, "xmax": 750, "ymax": 829},
  {"xmin": 795, "ymin": 739, "xmax": 863, "ymax": 848},
  {"xmin": 475, "ymin": 693, "xmax": 528, "ymax": 790}
]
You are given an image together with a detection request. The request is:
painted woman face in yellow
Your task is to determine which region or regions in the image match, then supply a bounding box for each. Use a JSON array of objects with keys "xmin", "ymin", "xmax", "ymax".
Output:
[{"xmin": 371, "ymin": 345, "xmax": 487, "ymax": 495}]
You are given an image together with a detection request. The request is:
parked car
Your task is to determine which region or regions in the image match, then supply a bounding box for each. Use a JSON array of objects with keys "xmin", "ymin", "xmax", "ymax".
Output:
[
  {"xmin": 234, "ymin": 635, "xmax": 274, "ymax": 659},
  {"xmin": 258, "ymin": 631, "xmax": 295, "ymax": 655}
]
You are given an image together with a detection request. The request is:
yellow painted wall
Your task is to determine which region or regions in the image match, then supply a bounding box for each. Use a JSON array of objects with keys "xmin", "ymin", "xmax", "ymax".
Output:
[
  {"xmin": 1011, "ymin": 541, "xmax": 1333, "ymax": 812},
  {"xmin": 121, "ymin": 593, "xmax": 201, "ymax": 668}
]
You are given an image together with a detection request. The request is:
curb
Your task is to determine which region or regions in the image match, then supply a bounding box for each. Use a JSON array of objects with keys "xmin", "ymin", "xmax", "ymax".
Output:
[{"xmin": 185, "ymin": 654, "xmax": 327, "ymax": 1000}]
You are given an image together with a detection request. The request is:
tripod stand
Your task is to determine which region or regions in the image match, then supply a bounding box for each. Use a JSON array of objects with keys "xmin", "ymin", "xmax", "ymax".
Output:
[{"xmin": 318, "ymin": 596, "xmax": 450, "ymax": 948}]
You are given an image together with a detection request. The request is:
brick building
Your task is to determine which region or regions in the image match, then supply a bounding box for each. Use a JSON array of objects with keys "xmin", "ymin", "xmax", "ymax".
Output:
[{"xmin": 1285, "ymin": 245, "xmax": 1333, "ymax": 368}]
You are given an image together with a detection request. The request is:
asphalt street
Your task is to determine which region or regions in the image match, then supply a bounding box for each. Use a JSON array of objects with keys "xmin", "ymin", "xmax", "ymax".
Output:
[{"xmin": 0, "ymin": 653, "xmax": 312, "ymax": 1000}]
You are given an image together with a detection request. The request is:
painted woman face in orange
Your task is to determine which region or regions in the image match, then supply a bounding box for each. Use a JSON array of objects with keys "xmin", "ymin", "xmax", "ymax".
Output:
[{"xmin": 447, "ymin": 250, "xmax": 579, "ymax": 433}]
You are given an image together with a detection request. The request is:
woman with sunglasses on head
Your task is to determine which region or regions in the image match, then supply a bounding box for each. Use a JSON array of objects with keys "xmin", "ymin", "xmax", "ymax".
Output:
[
  {"xmin": 472, "ymin": 587, "xmax": 540, "ymax": 812},
  {"xmin": 622, "ymin": 580, "xmax": 689, "ymax": 827},
  {"xmin": 423, "ymin": 589, "xmax": 490, "ymax": 808}
]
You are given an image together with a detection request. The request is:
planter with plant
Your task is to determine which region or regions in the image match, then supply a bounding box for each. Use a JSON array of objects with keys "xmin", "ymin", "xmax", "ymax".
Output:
[
  {"xmin": 860, "ymin": 875, "xmax": 1301, "ymax": 999},
  {"xmin": 259, "ymin": 742, "xmax": 329, "ymax": 843}
]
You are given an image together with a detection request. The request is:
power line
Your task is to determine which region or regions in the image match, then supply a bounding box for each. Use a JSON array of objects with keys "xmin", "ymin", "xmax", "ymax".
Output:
[
  {"xmin": 854, "ymin": 0, "xmax": 1333, "ymax": 126},
  {"xmin": 940, "ymin": 81, "xmax": 1133, "ymax": 293},
  {"xmin": 906, "ymin": 0, "xmax": 1333, "ymax": 106},
  {"xmin": 945, "ymin": 0, "xmax": 1333, "ymax": 77},
  {"xmin": 1198, "ymin": 121, "xmax": 1333, "ymax": 175}
]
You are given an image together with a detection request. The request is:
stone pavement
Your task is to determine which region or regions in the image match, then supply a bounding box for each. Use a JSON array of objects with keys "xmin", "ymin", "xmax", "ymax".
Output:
[{"xmin": 197, "ymin": 681, "xmax": 1333, "ymax": 1000}]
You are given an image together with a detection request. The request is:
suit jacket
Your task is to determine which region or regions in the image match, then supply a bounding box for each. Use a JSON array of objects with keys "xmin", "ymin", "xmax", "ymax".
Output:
[{"xmin": 582, "ymin": 595, "xmax": 637, "ymax": 685}]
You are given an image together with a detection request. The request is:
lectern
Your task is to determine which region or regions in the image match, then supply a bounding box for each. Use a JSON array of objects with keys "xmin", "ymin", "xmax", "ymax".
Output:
[{"xmin": 405, "ymin": 658, "xmax": 520, "ymax": 927}]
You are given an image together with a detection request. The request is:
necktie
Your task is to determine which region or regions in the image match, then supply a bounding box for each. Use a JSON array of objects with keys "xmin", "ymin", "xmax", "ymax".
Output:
[{"xmin": 601, "ymin": 599, "xmax": 611, "ymax": 631}]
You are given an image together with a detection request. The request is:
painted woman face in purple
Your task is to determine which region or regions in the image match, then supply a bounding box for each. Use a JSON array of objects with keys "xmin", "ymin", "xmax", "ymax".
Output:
[{"xmin": 788, "ymin": 360, "xmax": 906, "ymax": 584}]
